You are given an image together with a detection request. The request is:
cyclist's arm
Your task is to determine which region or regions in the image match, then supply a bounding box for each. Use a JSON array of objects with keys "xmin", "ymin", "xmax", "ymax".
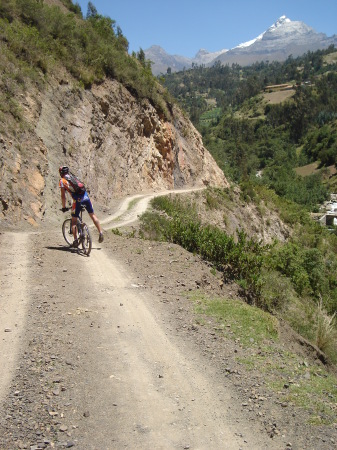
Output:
[{"xmin": 60, "ymin": 186, "xmax": 67, "ymax": 209}]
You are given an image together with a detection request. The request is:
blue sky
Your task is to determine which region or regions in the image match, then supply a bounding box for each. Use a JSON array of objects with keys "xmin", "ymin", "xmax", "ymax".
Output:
[{"xmin": 75, "ymin": 0, "xmax": 337, "ymax": 58}]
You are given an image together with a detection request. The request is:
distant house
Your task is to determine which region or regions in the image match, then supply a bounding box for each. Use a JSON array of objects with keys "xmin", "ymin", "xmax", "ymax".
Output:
[
  {"xmin": 319, "ymin": 213, "xmax": 337, "ymax": 227},
  {"xmin": 318, "ymin": 198, "xmax": 337, "ymax": 227}
]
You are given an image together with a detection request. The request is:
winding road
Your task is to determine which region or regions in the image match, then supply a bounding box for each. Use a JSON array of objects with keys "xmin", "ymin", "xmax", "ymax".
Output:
[{"xmin": 0, "ymin": 190, "xmax": 285, "ymax": 449}]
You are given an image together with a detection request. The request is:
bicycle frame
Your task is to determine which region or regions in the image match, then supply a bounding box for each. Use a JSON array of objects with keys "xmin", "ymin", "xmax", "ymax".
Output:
[
  {"xmin": 62, "ymin": 206, "xmax": 92, "ymax": 256},
  {"xmin": 68, "ymin": 207, "xmax": 84, "ymax": 236}
]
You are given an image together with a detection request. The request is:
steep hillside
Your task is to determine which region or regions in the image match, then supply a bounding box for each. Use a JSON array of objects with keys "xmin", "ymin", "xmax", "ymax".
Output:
[{"xmin": 0, "ymin": 0, "xmax": 227, "ymax": 228}]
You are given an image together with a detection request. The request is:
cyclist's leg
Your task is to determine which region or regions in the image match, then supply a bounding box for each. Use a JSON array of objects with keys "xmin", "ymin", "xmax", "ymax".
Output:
[
  {"xmin": 72, "ymin": 201, "xmax": 81, "ymax": 242},
  {"xmin": 89, "ymin": 212, "xmax": 103, "ymax": 234},
  {"xmin": 89, "ymin": 212, "xmax": 104, "ymax": 242},
  {"xmin": 83, "ymin": 198, "xmax": 103, "ymax": 234}
]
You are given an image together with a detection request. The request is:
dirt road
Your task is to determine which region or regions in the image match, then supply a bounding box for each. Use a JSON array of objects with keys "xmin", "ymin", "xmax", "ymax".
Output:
[
  {"xmin": 0, "ymin": 192, "xmax": 332, "ymax": 449},
  {"xmin": 0, "ymin": 233, "xmax": 30, "ymax": 401}
]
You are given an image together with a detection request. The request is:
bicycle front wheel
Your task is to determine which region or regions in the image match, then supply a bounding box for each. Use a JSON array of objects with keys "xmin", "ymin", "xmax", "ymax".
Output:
[
  {"xmin": 81, "ymin": 224, "xmax": 92, "ymax": 256},
  {"xmin": 62, "ymin": 218, "xmax": 73, "ymax": 246}
]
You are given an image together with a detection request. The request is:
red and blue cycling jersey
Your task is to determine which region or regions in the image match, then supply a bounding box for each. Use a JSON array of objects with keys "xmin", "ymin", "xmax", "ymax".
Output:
[{"xmin": 59, "ymin": 177, "xmax": 94, "ymax": 217}]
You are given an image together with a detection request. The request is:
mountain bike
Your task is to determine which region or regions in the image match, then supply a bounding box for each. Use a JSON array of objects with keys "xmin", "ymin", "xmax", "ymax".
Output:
[{"xmin": 61, "ymin": 206, "xmax": 92, "ymax": 256}]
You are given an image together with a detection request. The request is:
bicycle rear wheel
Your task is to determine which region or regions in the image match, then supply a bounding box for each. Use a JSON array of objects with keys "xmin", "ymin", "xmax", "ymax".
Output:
[
  {"xmin": 62, "ymin": 218, "xmax": 73, "ymax": 246},
  {"xmin": 81, "ymin": 223, "xmax": 92, "ymax": 256}
]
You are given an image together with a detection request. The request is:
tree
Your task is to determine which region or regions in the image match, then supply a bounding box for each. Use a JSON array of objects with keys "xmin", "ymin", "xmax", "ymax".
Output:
[
  {"xmin": 137, "ymin": 48, "xmax": 145, "ymax": 66},
  {"xmin": 86, "ymin": 1, "xmax": 98, "ymax": 19},
  {"xmin": 116, "ymin": 25, "xmax": 128, "ymax": 52}
]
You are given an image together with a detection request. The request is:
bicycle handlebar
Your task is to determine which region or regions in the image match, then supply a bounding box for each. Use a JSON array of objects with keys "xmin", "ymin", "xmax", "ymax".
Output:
[{"xmin": 60, "ymin": 206, "xmax": 86, "ymax": 212}]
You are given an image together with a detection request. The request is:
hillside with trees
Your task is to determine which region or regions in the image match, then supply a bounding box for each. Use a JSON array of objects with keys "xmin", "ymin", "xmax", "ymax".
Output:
[
  {"xmin": 150, "ymin": 49, "xmax": 337, "ymax": 364},
  {"xmin": 161, "ymin": 49, "xmax": 337, "ymax": 206},
  {"xmin": 0, "ymin": 0, "xmax": 172, "ymax": 119}
]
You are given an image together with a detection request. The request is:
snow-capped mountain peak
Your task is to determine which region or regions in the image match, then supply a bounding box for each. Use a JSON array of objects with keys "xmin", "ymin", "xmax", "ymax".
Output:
[
  {"xmin": 145, "ymin": 16, "xmax": 337, "ymax": 75},
  {"xmin": 234, "ymin": 16, "xmax": 292, "ymax": 50},
  {"xmin": 272, "ymin": 15, "xmax": 291, "ymax": 29},
  {"xmin": 235, "ymin": 33, "xmax": 264, "ymax": 49}
]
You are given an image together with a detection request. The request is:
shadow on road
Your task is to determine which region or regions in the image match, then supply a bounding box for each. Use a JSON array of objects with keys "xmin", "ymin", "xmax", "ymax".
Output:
[
  {"xmin": 46, "ymin": 245, "xmax": 101, "ymax": 256},
  {"xmin": 46, "ymin": 245, "xmax": 77, "ymax": 253}
]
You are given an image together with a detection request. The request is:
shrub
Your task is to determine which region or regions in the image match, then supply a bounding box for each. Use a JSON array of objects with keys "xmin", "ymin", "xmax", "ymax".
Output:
[
  {"xmin": 138, "ymin": 210, "xmax": 172, "ymax": 241},
  {"xmin": 152, "ymin": 194, "xmax": 198, "ymax": 221},
  {"xmin": 315, "ymin": 298, "xmax": 337, "ymax": 358},
  {"xmin": 259, "ymin": 270, "xmax": 297, "ymax": 312},
  {"xmin": 267, "ymin": 242, "xmax": 311, "ymax": 295},
  {"xmin": 140, "ymin": 199, "xmax": 269, "ymax": 300}
]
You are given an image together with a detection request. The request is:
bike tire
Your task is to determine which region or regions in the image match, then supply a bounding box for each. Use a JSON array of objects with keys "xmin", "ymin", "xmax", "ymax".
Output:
[
  {"xmin": 81, "ymin": 223, "xmax": 92, "ymax": 256},
  {"xmin": 62, "ymin": 218, "xmax": 73, "ymax": 246}
]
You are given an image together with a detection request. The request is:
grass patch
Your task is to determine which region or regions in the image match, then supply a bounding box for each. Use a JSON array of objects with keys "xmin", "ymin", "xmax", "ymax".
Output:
[
  {"xmin": 189, "ymin": 292, "xmax": 278, "ymax": 347},
  {"xmin": 127, "ymin": 197, "xmax": 141, "ymax": 211},
  {"xmin": 189, "ymin": 292, "xmax": 337, "ymax": 425},
  {"xmin": 268, "ymin": 364, "xmax": 337, "ymax": 425},
  {"xmin": 111, "ymin": 227, "xmax": 136, "ymax": 238},
  {"xmin": 241, "ymin": 348, "xmax": 337, "ymax": 424},
  {"xmin": 111, "ymin": 228, "xmax": 123, "ymax": 236},
  {"xmin": 199, "ymin": 107, "xmax": 222, "ymax": 126}
]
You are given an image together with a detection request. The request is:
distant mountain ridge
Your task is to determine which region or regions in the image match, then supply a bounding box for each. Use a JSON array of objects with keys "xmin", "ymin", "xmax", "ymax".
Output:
[{"xmin": 145, "ymin": 16, "xmax": 337, "ymax": 75}]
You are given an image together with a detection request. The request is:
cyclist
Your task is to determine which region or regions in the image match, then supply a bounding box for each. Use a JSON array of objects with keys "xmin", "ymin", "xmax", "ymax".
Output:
[{"xmin": 59, "ymin": 166, "xmax": 104, "ymax": 247}]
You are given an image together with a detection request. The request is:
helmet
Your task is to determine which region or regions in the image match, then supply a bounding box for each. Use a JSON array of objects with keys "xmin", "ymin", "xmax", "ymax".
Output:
[{"xmin": 59, "ymin": 166, "xmax": 69, "ymax": 176}]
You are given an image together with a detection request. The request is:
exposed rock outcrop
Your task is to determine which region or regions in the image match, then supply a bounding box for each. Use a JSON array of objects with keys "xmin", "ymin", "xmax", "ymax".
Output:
[{"xmin": 0, "ymin": 75, "xmax": 227, "ymax": 227}]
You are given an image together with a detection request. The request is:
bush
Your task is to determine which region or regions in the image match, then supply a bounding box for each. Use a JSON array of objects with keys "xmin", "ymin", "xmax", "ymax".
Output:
[
  {"xmin": 315, "ymin": 299, "xmax": 337, "ymax": 359},
  {"xmin": 140, "ymin": 199, "xmax": 269, "ymax": 300},
  {"xmin": 259, "ymin": 270, "xmax": 297, "ymax": 312},
  {"xmin": 138, "ymin": 211, "xmax": 170, "ymax": 241},
  {"xmin": 267, "ymin": 242, "xmax": 312, "ymax": 296}
]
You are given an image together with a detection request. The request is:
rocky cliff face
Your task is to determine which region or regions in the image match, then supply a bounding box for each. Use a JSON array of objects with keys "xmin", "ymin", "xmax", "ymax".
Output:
[{"xmin": 0, "ymin": 75, "xmax": 227, "ymax": 228}]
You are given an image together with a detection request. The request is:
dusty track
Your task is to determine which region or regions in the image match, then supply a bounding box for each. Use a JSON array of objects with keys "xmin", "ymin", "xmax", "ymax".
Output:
[
  {"xmin": 0, "ymin": 233, "xmax": 30, "ymax": 400},
  {"xmin": 0, "ymin": 191, "xmax": 335, "ymax": 449}
]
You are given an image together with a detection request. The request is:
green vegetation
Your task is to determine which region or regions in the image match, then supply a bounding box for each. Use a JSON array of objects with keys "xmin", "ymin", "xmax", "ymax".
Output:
[
  {"xmin": 162, "ymin": 50, "xmax": 337, "ymax": 123},
  {"xmin": 192, "ymin": 292, "xmax": 278, "ymax": 346},
  {"xmin": 267, "ymin": 358, "xmax": 337, "ymax": 425},
  {"xmin": 147, "ymin": 50, "xmax": 337, "ymax": 365},
  {"xmin": 139, "ymin": 189, "xmax": 337, "ymax": 418},
  {"xmin": 140, "ymin": 195, "xmax": 270, "ymax": 299},
  {"xmin": 189, "ymin": 292, "xmax": 337, "ymax": 425},
  {"xmin": 139, "ymin": 189, "xmax": 337, "ymax": 363},
  {"xmin": 199, "ymin": 107, "xmax": 222, "ymax": 126},
  {"xmin": 161, "ymin": 49, "xmax": 337, "ymax": 206},
  {"xmin": 0, "ymin": 0, "xmax": 172, "ymax": 118}
]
